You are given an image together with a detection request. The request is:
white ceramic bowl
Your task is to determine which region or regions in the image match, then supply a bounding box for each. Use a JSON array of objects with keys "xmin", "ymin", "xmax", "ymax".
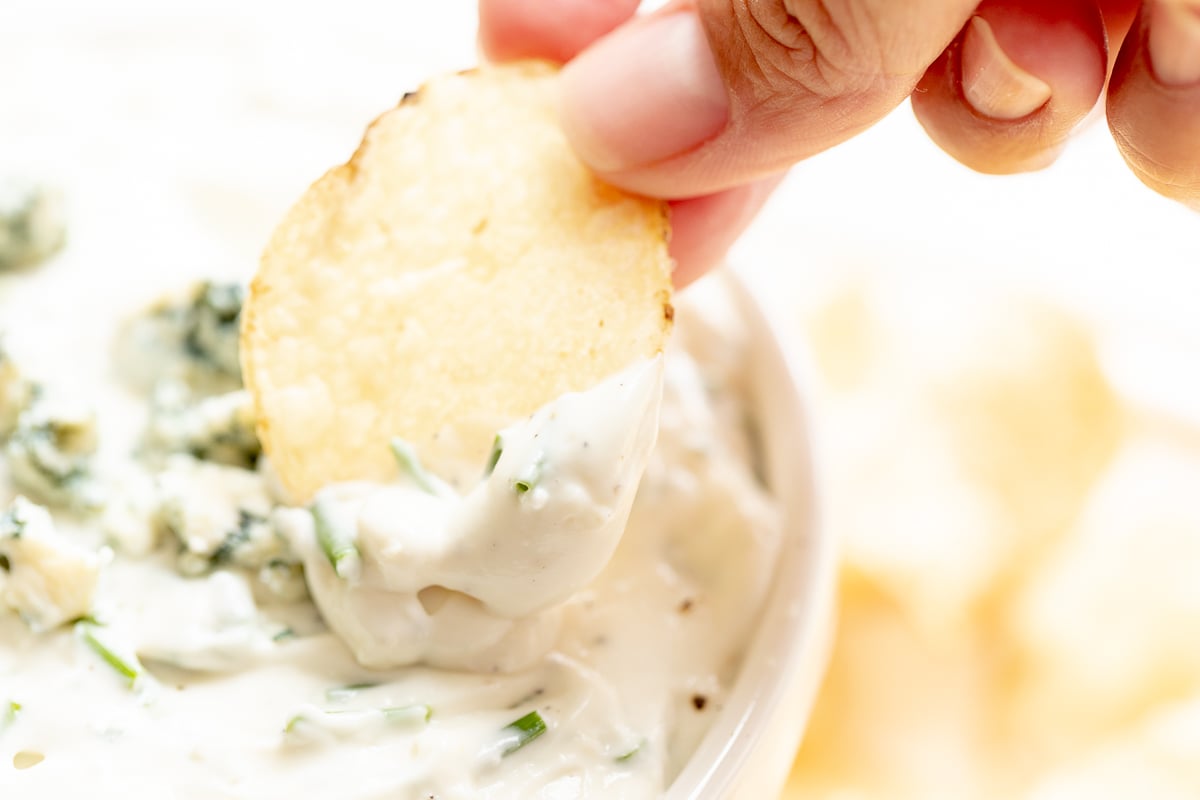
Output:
[
  {"xmin": 4, "ymin": 5, "xmax": 833, "ymax": 786},
  {"xmin": 666, "ymin": 269, "xmax": 835, "ymax": 800}
]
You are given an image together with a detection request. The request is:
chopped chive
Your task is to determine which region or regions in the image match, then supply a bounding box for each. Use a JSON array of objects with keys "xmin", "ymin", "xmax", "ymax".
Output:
[
  {"xmin": 312, "ymin": 498, "xmax": 360, "ymax": 580},
  {"xmin": 1, "ymin": 700, "xmax": 20, "ymax": 732},
  {"xmin": 78, "ymin": 623, "xmax": 142, "ymax": 688},
  {"xmin": 615, "ymin": 740, "xmax": 644, "ymax": 762},
  {"xmin": 500, "ymin": 710, "xmax": 546, "ymax": 757},
  {"xmin": 318, "ymin": 704, "xmax": 430, "ymax": 725},
  {"xmin": 324, "ymin": 682, "xmax": 378, "ymax": 702},
  {"xmin": 512, "ymin": 457, "xmax": 543, "ymax": 494},
  {"xmin": 382, "ymin": 704, "xmax": 433, "ymax": 724},
  {"xmin": 272, "ymin": 627, "xmax": 296, "ymax": 642},
  {"xmin": 483, "ymin": 434, "xmax": 504, "ymax": 477},
  {"xmin": 284, "ymin": 704, "xmax": 432, "ymax": 738},
  {"xmin": 389, "ymin": 437, "xmax": 447, "ymax": 495}
]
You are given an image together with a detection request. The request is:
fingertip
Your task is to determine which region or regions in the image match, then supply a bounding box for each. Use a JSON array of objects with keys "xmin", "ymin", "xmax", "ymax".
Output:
[
  {"xmin": 479, "ymin": 0, "xmax": 641, "ymax": 64},
  {"xmin": 1107, "ymin": 2, "xmax": 1200, "ymax": 209},
  {"xmin": 912, "ymin": 0, "xmax": 1108, "ymax": 175}
]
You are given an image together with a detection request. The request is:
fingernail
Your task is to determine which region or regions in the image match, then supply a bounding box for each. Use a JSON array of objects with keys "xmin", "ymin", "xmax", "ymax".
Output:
[
  {"xmin": 960, "ymin": 16, "xmax": 1052, "ymax": 120},
  {"xmin": 559, "ymin": 11, "xmax": 729, "ymax": 173},
  {"xmin": 1148, "ymin": 1, "xmax": 1200, "ymax": 86}
]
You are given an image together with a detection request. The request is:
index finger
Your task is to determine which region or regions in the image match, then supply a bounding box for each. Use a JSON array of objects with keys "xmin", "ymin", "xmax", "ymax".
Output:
[{"xmin": 479, "ymin": 0, "xmax": 642, "ymax": 63}]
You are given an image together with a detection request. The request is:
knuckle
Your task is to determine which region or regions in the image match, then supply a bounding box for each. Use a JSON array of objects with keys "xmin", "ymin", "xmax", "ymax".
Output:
[{"xmin": 722, "ymin": 0, "xmax": 901, "ymax": 104}]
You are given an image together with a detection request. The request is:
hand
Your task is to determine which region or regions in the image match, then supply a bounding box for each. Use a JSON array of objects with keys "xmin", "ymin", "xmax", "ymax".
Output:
[{"xmin": 479, "ymin": 0, "xmax": 1200, "ymax": 284}]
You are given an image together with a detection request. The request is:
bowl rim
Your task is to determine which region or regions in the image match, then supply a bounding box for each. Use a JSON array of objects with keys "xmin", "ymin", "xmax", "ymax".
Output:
[{"xmin": 664, "ymin": 266, "xmax": 836, "ymax": 799}]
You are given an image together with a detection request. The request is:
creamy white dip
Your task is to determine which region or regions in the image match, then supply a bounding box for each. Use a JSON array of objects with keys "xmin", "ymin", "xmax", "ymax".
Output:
[{"xmin": 0, "ymin": 191, "xmax": 781, "ymax": 798}]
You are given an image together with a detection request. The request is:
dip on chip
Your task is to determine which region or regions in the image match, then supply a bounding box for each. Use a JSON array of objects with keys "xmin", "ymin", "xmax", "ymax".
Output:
[{"xmin": 242, "ymin": 61, "xmax": 674, "ymax": 501}]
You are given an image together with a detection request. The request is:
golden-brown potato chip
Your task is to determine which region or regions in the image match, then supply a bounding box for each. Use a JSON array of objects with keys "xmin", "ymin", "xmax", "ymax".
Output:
[
  {"xmin": 242, "ymin": 62, "xmax": 673, "ymax": 501},
  {"xmin": 803, "ymin": 278, "xmax": 1121, "ymax": 639},
  {"xmin": 1027, "ymin": 695, "xmax": 1200, "ymax": 800},
  {"xmin": 1005, "ymin": 434, "xmax": 1200, "ymax": 756}
]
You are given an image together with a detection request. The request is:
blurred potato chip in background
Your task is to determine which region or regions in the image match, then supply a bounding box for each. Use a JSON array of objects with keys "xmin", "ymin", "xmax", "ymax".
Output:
[
  {"xmin": 783, "ymin": 269, "xmax": 1200, "ymax": 799},
  {"xmin": 806, "ymin": 275, "xmax": 1123, "ymax": 637},
  {"xmin": 1027, "ymin": 696, "xmax": 1200, "ymax": 800},
  {"xmin": 1006, "ymin": 436, "xmax": 1200, "ymax": 758}
]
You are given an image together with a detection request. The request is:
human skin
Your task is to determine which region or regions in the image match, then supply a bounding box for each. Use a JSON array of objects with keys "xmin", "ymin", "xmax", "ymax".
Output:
[{"xmin": 479, "ymin": 0, "xmax": 1200, "ymax": 285}]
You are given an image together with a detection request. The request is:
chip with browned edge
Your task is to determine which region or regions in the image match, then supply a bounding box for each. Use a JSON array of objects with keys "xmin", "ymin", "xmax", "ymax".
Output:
[{"xmin": 242, "ymin": 62, "xmax": 673, "ymax": 502}]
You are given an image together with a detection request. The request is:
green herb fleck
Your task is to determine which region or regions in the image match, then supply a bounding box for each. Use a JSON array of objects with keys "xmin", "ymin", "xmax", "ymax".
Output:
[
  {"xmin": 312, "ymin": 498, "xmax": 360, "ymax": 580},
  {"xmin": 382, "ymin": 704, "xmax": 433, "ymax": 724},
  {"xmin": 484, "ymin": 434, "xmax": 504, "ymax": 477},
  {"xmin": 324, "ymin": 682, "xmax": 378, "ymax": 703},
  {"xmin": 615, "ymin": 740, "xmax": 644, "ymax": 762},
  {"xmin": 284, "ymin": 703, "xmax": 432, "ymax": 738},
  {"xmin": 389, "ymin": 437, "xmax": 448, "ymax": 496},
  {"xmin": 501, "ymin": 710, "xmax": 547, "ymax": 757},
  {"xmin": 78, "ymin": 623, "xmax": 142, "ymax": 689},
  {"xmin": 272, "ymin": 627, "xmax": 296, "ymax": 642},
  {"xmin": 512, "ymin": 458, "xmax": 542, "ymax": 494},
  {"xmin": 1, "ymin": 700, "xmax": 20, "ymax": 733}
]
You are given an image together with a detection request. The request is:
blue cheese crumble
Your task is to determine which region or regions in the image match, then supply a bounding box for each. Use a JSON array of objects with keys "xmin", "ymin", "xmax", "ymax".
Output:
[
  {"xmin": 0, "ymin": 178, "xmax": 66, "ymax": 271},
  {"xmin": 146, "ymin": 382, "xmax": 260, "ymax": 469},
  {"xmin": 5, "ymin": 390, "xmax": 104, "ymax": 511},
  {"xmin": 0, "ymin": 497, "xmax": 103, "ymax": 631},
  {"xmin": 113, "ymin": 281, "xmax": 246, "ymax": 393}
]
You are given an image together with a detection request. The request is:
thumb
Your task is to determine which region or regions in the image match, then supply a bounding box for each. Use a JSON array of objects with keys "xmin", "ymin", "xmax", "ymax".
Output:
[{"xmin": 559, "ymin": 0, "xmax": 979, "ymax": 198}]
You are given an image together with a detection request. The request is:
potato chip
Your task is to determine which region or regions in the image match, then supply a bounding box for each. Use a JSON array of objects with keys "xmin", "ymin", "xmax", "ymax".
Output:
[
  {"xmin": 242, "ymin": 62, "xmax": 673, "ymax": 501},
  {"xmin": 788, "ymin": 271, "xmax": 1141, "ymax": 800},
  {"xmin": 1027, "ymin": 695, "xmax": 1200, "ymax": 800},
  {"xmin": 804, "ymin": 279, "xmax": 1122, "ymax": 639},
  {"xmin": 785, "ymin": 580, "xmax": 1003, "ymax": 800},
  {"xmin": 1004, "ymin": 434, "xmax": 1200, "ymax": 757}
]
